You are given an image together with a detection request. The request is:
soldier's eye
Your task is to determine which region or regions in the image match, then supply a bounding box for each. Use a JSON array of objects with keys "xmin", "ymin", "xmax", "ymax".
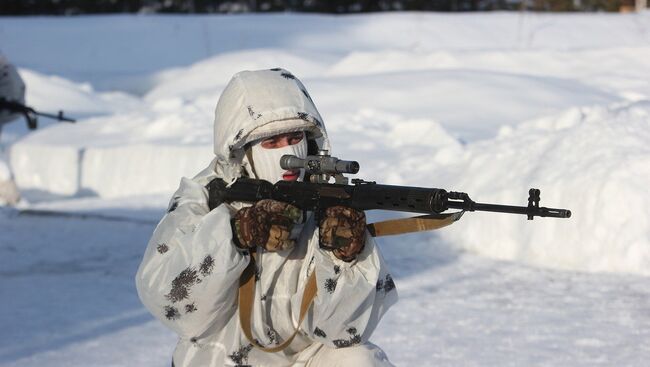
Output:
[
  {"xmin": 288, "ymin": 133, "xmax": 304, "ymax": 145},
  {"xmin": 260, "ymin": 138, "xmax": 279, "ymax": 148}
]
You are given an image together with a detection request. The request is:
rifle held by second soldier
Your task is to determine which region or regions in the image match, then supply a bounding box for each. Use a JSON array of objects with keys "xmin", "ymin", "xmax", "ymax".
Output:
[{"xmin": 0, "ymin": 98, "xmax": 76, "ymax": 130}]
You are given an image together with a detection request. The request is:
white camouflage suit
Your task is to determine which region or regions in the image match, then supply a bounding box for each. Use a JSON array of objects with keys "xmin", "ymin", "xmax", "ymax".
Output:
[
  {"xmin": 136, "ymin": 69, "xmax": 398, "ymax": 367},
  {"xmin": 0, "ymin": 54, "xmax": 25, "ymax": 205}
]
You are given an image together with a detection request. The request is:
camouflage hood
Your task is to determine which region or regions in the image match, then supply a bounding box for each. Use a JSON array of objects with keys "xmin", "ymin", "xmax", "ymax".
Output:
[
  {"xmin": 211, "ymin": 68, "xmax": 330, "ymax": 184},
  {"xmin": 0, "ymin": 55, "xmax": 26, "ymax": 125}
]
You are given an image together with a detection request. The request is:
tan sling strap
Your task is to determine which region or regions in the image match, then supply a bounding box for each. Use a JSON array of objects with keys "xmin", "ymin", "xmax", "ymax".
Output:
[
  {"xmin": 366, "ymin": 211, "xmax": 465, "ymax": 237},
  {"xmin": 238, "ymin": 211, "xmax": 463, "ymax": 352},
  {"xmin": 238, "ymin": 251, "xmax": 318, "ymax": 353}
]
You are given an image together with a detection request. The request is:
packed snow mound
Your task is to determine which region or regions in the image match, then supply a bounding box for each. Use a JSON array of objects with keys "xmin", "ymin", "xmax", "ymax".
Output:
[
  {"xmin": 15, "ymin": 100, "xmax": 648, "ymax": 275},
  {"xmin": 0, "ymin": 159, "xmax": 10, "ymax": 181},
  {"xmin": 20, "ymin": 69, "xmax": 139, "ymax": 117},
  {"xmin": 440, "ymin": 101, "xmax": 650, "ymax": 275},
  {"xmin": 7, "ymin": 70, "xmax": 215, "ymax": 198},
  {"xmin": 146, "ymin": 49, "xmax": 328, "ymax": 101},
  {"xmin": 4, "ymin": 13, "xmax": 649, "ymax": 277},
  {"xmin": 312, "ymin": 70, "xmax": 618, "ymax": 141},
  {"xmin": 10, "ymin": 64, "xmax": 619, "ymax": 199},
  {"xmin": 328, "ymin": 47, "xmax": 650, "ymax": 99},
  {"xmin": 10, "ymin": 97, "xmax": 215, "ymax": 197},
  {"xmin": 326, "ymin": 109, "xmax": 464, "ymax": 184},
  {"xmin": 145, "ymin": 56, "xmax": 622, "ymax": 138},
  {"xmin": 3, "ymin": 12, "xmax": 650, "ymax": 93},
  {"xmin": 146, "ymin": 56, "xmax": 621, "ymax": 140}
]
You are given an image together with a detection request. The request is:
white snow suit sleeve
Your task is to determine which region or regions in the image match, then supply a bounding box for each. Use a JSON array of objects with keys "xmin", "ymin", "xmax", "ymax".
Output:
[
  {"xmin": 0, "ymin": 55, "xmax": 26, "ymax": 126},
  {"xmin": 135, "ymin": 177, "xmax": 249, "ymax": 339},
  {"xmin": 296, "ymin": 230, "xmax": 397, "ymax": 349}
]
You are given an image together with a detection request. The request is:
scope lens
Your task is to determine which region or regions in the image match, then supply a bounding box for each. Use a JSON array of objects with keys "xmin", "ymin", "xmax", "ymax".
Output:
[{"xmin": 349, "ymin": 161, "xmax": 360, "ymax": 174}]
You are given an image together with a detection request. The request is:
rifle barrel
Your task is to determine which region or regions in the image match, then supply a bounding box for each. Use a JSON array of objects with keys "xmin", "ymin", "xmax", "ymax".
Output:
[
  {"xmin": 34, "ymin": 110, "xmax": 76, "ymax": 123},
  {"xmin": 1, "ymin": 99, "xmax": 75, "ymax": 123},
  {"xmin": 447, "ymin": 201, "xmax": 571, "ymax": 218}
]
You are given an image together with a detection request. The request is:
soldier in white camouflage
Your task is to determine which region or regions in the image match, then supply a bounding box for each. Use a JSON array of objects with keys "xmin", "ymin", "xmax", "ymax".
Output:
[
  {"xmin": 136, "ymin": 69, "xmax": 397, "ymax": 367},
  {"xmin": 0, "ymin": 55, "xmax": 25, "ymax": 205}
]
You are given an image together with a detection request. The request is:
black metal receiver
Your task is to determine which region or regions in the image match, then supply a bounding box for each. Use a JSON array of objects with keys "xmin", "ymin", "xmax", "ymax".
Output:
[{"xmin": 206, "ymin": 152, "xmax": 571, "ymax": 220}]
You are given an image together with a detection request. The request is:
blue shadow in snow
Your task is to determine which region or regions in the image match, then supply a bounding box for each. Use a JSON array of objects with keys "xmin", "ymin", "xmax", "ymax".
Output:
[{"xmin": 0, "ymin": 206, "xmax": 165, "ymax": 363}]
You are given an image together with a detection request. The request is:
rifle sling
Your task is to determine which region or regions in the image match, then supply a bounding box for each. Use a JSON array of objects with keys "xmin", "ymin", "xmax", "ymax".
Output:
[
  {"xmin": 367, "ymin": 211, "xmax": 464, "ymax": 237},
  {"xmin": 239, "ymin": 251, "xmax": 317, "ymax": 353},
  {"xmin": 238, "ymin": 212, "xmax": 462, "ymax": 353}
]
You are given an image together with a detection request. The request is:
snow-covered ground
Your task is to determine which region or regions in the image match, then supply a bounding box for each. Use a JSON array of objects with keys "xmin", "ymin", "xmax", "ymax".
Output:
[{"xmin": 1, "ymin": 11, "xmax": 649, "ymax": 366}]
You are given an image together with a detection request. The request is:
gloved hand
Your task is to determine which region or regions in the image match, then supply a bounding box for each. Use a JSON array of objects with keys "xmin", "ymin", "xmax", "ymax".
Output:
[
  {"xmin": 319, "ymin": 206, "xmax": 366, "ymax": 262},
  {"xmin": 233, "ymin": 199, "xmax": 303, "ymax": 252}
]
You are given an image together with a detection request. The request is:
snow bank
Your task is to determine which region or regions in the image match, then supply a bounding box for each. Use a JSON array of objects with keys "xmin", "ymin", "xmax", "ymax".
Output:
[
  {"xmin": 19, "ymin": 69, "xmax": 139, "ymax": 117},
  {"xmin": 12, "ymin": 140, "xmax": 213, "ymax": 198},
  {"xmin": 311, "ymin": 70, "xmax": 617, "ymax": 141},
  {"xmin": 329, "ymin": 102, "xmax": 650, "ymax": 275},
  {"xmin": 148, "ymin": 62, "xmax": 620, "ymax": 141},
  {"xmin": 80, "ymin": 144, "xmax": 212, "ymax": 198},
  {"xmin": 17, "ymin": 100, "xmax": 648, "ymax": 275},
  {"xmin": 2, "ymin": 12, "xmax": 649, "ymax": 92},
  {"xmin": 10, "ymin": 143, "xmax": 81, "ymax": 196},
  {"xmin": 0, "ymin": 157, "xmax": 10, "ymax": 181},
  {"xmin": 146, "ymin": 49, "xmax": 328, "ymax": 101},
  {"xmin": 328, "ymin": 47, "xmax": 650, "ymax": 99},
  {"xmin": 3, "ymin": 13, "xmax": 650, "ymax": 367},
  {"xmin": 10, "ymin": 56, "xmax": 619, "ymax": 198},
  {"xmin": 4, "ymin": 13, "xmax": 650, "ymax": 276},
  {"xmin": 10, "ymin": 95, "xmax": 214, "ymax": 197},
  {"xmin": 440, "ymin": 101, "xmax": 650, "ymax": 275},
  {"xmin": 325, "ymin": 109, "xmax": 464, "ymax": 185}
]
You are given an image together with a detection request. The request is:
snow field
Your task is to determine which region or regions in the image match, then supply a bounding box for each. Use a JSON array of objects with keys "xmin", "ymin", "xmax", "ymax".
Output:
[
  {"xmin": 10, "ymin": 68, "xmax": 617, "ymax": 194},
  {"xmin": 2, "ymin": 211, "xmax": 648, "ymax": 367},
  {"xmin": 3, "ymin": 13, "xmax": 650, "ymax": 85},
  {"xmin": 9, "ymin": 79, "xmax": 649, "ymax": 275},
  {"xmin": 442, "ymin": 101, "xmax": 650, "ymax": 275},
  {"xmin": 1, "ymin": 11, "xmax": 650, "ymax": 367},
  {"xmin": 0, "ymin": 158, "xmax": 10, "ymax": 181},
  {"xmin": 371, "ymin": 246, "xmax": 650, "ymax": 366}
]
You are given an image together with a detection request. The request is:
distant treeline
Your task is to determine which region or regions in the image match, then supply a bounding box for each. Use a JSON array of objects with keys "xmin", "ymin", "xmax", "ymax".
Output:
[{"xmin": 0, "ymin": 0, "xmax": 633, "ymax": 15}]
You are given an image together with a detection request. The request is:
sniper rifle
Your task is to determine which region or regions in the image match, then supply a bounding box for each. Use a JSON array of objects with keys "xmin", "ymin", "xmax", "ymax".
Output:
[
  {"xmin": 0, "ymin": 98, "xmax": 76, "ymax": 130},
  {"xmin": 206, "ymin": 151, "xmax": 571, "ymax": 239}
]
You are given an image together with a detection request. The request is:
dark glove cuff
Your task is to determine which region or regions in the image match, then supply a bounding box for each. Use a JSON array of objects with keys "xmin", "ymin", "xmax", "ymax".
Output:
[
  {"xmin": 230, "ymin": 218, "xmax": 247, "ymax": 249},
  {"xmin": 334, "ymin": 252, "xmax": 358, "ymax": 263}
]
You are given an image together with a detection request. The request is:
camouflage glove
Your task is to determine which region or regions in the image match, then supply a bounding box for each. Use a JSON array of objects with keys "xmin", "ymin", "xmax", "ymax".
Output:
[
  {"xmin": 232, "ymin": 199, "xmax": 303, "ymax": 252},
  {"xmin": 319, "ymin": 206, "xmax": 366, "ymax": 262}
]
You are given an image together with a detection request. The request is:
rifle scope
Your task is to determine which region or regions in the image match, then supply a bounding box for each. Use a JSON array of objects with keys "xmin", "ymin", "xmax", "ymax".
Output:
[{"xmin": 281, "ymin": 154, "xmax": 359, "ymax": 175}]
